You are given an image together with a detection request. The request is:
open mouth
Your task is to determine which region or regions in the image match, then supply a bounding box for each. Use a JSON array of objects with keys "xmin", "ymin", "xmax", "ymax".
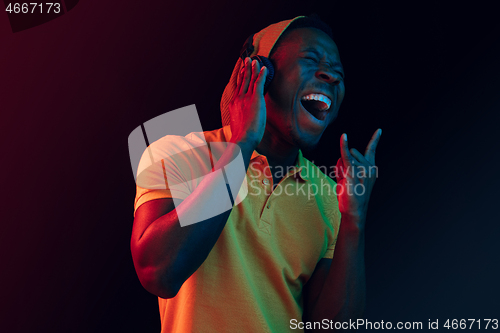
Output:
[{"xmin": 300, "ymin": 93, "xmax": 331, "ymax": 121}]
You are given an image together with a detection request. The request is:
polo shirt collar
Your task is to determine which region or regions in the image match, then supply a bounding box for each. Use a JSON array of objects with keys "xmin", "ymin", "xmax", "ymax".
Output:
[{"xmin": 222, "ymin": 126, "xmax": 308, "ymax": 181}]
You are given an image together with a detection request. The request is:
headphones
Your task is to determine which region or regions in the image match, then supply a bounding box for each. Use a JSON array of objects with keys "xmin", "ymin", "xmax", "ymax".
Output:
[{"xmin": 239, "ymin": 34, "xmax": 275, "ymax": 94}]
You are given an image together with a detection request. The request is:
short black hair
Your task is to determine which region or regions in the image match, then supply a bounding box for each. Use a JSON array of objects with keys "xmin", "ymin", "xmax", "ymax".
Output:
[{"xmin": 269, "ymin": 14, "xmax": 334, "ymax": 58}]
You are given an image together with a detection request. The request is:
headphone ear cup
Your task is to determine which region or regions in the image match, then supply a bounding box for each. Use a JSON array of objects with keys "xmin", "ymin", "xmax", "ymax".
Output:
[{"xmin": 251, "ymin": 56, "xmax": 275, "ymax": 94}]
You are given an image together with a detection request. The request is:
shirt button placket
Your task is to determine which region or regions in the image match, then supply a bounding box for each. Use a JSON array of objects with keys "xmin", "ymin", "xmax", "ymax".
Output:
[{"xmin": 262, "ymin": 177, "xmax": 272, "ymax": 210}]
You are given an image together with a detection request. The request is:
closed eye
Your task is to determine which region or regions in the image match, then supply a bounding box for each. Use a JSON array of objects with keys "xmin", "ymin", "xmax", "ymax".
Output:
[{"xmin": 303, "ymin": 56, "xmax": 318, "ymax": 62}]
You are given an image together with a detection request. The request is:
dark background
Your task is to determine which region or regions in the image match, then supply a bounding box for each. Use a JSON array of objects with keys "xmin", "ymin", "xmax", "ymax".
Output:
[{"xmin": 1, "ymin": 0, "xmax": 499, "ymax": 332}]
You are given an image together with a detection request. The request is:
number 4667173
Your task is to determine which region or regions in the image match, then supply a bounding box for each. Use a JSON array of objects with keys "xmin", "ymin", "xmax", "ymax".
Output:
[{"xmin": 5, "ymin": 3, "xmax": 61, "ymax": 14}]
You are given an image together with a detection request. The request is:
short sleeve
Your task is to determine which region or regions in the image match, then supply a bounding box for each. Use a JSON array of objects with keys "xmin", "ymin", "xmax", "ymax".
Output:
[
  {"xmin": 322, "ymin": 191, "xmax": 341, "ymax": 259},
  {"xmin": 322, "ymin": 232, "xmax": 338, "ymax": 259},
  {"xmin": 133, "ymin": 158, "xmax": 190, "ymax": 215},
  {"xmin": 133, "ymin": 135, "xmax": 208, "ymax": 215},
  {"xmin": 134, "ymin": 186, "xmax": 173, "ymax": 216}
]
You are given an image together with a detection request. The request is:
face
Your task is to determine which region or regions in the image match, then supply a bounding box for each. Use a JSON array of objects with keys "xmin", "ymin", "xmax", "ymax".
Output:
[{"xmin": 265, "ymin": 27, "xmax": 345, "ymax": 150}]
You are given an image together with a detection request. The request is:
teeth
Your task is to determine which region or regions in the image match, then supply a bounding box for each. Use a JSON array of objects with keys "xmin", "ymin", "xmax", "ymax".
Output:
[{"xmin": 301, "ymin": 94, "xmax": 331, "ymax": 111}]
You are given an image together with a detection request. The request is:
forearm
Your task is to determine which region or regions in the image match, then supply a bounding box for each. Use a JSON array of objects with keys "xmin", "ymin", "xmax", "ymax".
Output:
[
  {"xmin": 303, "ymin": 129, "xmax": 380, "ymax": 328},
  {"xmin": 134, "ymin": 142, "xmax": 255, "ymax": 298},
  {"xmin": 308, "ymin": 215, "xmax": 366, "ymax": 324}
]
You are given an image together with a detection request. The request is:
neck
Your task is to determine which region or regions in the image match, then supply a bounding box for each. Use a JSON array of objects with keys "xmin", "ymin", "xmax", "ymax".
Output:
[{"xmin": 256, "ymin": 124, "xmax": 299, "ymax": 171}]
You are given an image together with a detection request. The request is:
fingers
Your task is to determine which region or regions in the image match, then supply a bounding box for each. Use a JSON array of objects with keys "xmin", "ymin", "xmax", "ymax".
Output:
[
  {"xmin": 340, "ymin": 133, "xmax": 354, "ymax": 169},
  {"xmin": 350, "ymin": 148, "xmax": 369, "ymax": 165},
  {"xmin": 238, "ymin": 57, "xmax": 252, "ymax": 95},
  {"xmin": 364, "ymin": 128, "xmax": 382, "ymax": 165},
  {"xmin": 350, "ymin": 148, "xmax": 372, "ymax": 178},
  {"xmin": 335, "ymin": 157, "xmax": 345, "ymax": 181},
  {"xmin": 244, "ymin": 58, "xmax": 260, "ymax": 94},
  {"xmin": 236, "ymin": 59, "xmax": 246, "ymax": 93},
  {"xmin": 236, "ymin": 57, "xmax": 266, "ymax": 96},
  {"xmin": 252, "ymin": 65, "xmax": 267, "ymax": 95},
  {"xmin": 247, "ymin": 59, "xmax": 262, "ymax": 94}
]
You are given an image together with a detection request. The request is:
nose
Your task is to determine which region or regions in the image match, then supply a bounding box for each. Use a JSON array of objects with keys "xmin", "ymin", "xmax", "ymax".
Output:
[{"xmin": 316, "ymin": 67, "xmax": 341, "ymax": 86}]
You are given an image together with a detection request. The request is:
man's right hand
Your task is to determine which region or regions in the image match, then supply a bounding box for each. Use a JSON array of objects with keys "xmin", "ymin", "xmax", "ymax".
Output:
[{"xmin": 228, "ymin": 57, "xmax": 268, "ymax": 149}]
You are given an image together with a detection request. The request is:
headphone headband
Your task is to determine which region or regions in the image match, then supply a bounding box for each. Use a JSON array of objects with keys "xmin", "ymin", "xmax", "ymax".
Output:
[{"xmin": 237, "ymin": 34, "xmax": 275, "ymax": 95}]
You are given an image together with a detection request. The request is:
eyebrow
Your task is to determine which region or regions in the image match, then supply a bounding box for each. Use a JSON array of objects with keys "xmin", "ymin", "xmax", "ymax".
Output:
[{"xmin": 300, "ymin": 47, "xmax": 344, "ymax": 72}]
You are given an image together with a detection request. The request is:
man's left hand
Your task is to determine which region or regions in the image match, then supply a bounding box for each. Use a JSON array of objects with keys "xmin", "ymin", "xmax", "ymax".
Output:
[{"xmin": 335, "ymin": 129, "xmax": 382, "ymax": 229}]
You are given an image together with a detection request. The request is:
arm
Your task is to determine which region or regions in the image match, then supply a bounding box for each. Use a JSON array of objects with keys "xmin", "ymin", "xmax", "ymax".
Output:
[
  {"xmin": 303, "ymin": 217, "xmax": 366, "ymax": 326},
  {"xmin": 303, "ymin": 130, "xmax": 382, "ymax": 327},
  {"xmin": 131, "ymin": 58, "xmax": 268, "ymax": 299},
  {"xmin": 132, "ymin": 142, "xmax": 253, "ymax": 299}
]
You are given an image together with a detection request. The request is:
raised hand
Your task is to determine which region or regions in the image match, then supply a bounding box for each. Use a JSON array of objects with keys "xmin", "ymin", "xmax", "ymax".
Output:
[
  {"xmin": 228, "ymin": 57, "xmax": 268, "ymax": 149},
  {"xmin": 335, "ymin": 129, "xmax": 382, "ymax": 228}
]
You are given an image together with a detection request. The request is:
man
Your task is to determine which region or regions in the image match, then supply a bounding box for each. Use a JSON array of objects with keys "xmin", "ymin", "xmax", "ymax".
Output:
[{"xmin": 131, "ymin": 15, "xmax": 381, "ymax": 332}]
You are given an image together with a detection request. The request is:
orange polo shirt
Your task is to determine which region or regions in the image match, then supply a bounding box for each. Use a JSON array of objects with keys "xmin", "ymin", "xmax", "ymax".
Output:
[{"xmin": 134, "ymin": 126, "xmax": 341, "ymax": 333}]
